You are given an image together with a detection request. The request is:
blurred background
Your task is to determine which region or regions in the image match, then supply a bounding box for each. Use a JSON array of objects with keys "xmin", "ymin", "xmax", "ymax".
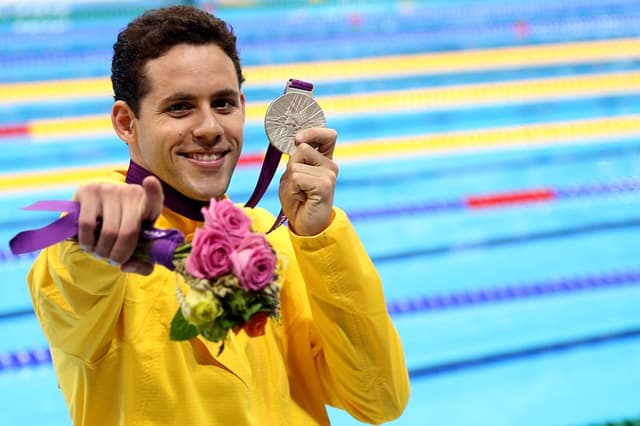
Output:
[{"xmin": 2, "ymin": 0, "xmax": 640, "ymax": 425}]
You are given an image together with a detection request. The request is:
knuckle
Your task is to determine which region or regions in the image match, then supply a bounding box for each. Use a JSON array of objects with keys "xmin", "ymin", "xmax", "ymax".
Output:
[
  {"xmin": 320, "ymin": 176, "xmax": 335, "ymax": 191},
  {"xmin": 75, "ymin": 182, "xmax": 98, "ymax": 200},
  {"xmin": 119, "ymin": 226, "xmax": 139, "ymax": 242},
  {"xmin": 98, "ymin": 224, "xmax": 118, "ymax": 242},
  {"xmin": 98, "ymin": 183, "xmax": 119, "ymax": 197},
  {"xmin": 77, "ymin": 218, "xmax": 95, "ymax": 234}
]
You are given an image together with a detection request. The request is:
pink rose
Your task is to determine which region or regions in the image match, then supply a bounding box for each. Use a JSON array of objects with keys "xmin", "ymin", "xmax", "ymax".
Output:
[
  {"xmin": 185, "ymin": 227, "xmax": 234, "ymax": 278},
  {"xmin": 201, "ymin": 199, "xmax": 251, "ymax": 245},
  {"xmin": 229, "ymin": 234, "xmax": 276, "ymax": 291}
]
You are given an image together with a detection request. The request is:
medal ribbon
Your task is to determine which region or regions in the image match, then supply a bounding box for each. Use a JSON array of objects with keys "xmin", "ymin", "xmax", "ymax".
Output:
[
  {"xmin": 245, "ymin": 79, "xmax": 314, "ymax": 233},
  {"xmin": 9, "ymin": 200, "xmax": 184, "ymax": 270},
  {"xmin": 10, "ymin": 80, "xmax": 316, "ymax": 254},
  {"xmin": 125, "ymin": 160, "xmax": 206, "ymax": 221}
]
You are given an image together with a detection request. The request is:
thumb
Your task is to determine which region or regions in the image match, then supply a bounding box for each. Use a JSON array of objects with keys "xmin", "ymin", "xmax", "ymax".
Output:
[{"xmin": 141, "ymin": 175, "xmax": 164, "ymax": 222}]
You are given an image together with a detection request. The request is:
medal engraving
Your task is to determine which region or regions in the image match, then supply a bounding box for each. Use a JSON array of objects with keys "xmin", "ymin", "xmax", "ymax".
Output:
[{"xmin": 264, "ymin": 92, "xmax": 326, "ymax": 154}]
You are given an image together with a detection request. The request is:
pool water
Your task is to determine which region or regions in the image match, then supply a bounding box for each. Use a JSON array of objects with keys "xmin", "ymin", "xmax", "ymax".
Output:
[{"xmin": 2, "ymin": 1, "xmax": 640, "ymax": 425}]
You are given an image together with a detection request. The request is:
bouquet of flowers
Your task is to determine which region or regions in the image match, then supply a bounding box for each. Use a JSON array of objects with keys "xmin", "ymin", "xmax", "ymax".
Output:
[
  {"xmin": 10, "ymin": 198, "xmax": 282, "ymax": 352},
  {"xmin": 167, "ymin": 199, "xmax": 282, "ymax": 347}
]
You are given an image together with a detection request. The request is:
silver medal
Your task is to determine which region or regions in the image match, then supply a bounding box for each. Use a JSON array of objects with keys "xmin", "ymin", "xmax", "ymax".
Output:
[{"xmin": 264, "ymin": 92, "xmax": 326, "ymax": 154}]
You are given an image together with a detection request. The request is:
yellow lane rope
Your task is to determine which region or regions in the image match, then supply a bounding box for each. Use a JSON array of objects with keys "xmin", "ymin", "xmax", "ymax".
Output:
[
  {"xmin": 246, "ymin": 37, "xmax": 640, "ymax": 85},
  {"xmin": 25, "ymin": 70, "xmax": 640, "ymax": 138},
  {"xmin": 1, "ymin": 37, "xmax": 640, "ymax": 103},
  {"xmin": 4, "ymin": 115, "xmax": 639, "ymax": 192}
]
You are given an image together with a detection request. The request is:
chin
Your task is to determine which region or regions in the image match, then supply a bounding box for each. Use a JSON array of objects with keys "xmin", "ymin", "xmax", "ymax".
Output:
[{"xmin": 178, "ymin": 176, "xmax": 229, "ymax": 202}]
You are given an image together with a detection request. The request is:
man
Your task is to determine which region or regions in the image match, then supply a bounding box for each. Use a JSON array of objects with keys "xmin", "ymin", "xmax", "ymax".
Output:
[{"xmin": 27, "ymin": 5, "xmax": 410, "ymax": 425}]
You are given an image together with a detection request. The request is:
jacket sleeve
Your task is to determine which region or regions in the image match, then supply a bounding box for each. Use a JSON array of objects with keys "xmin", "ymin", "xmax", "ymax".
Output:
[
  {"xmin": 27, "ymin": 240, "xmax": 128, "ymax": 362},
  {"xmin": 288, "ymin": 208, "xmax": 410, "ymax": 424}
]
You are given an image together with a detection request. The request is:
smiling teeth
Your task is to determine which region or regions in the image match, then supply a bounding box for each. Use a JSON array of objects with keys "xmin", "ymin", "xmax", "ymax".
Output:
[{"xmin": 189, "ymin": 153, "xmax": 221, "ymax": 161}]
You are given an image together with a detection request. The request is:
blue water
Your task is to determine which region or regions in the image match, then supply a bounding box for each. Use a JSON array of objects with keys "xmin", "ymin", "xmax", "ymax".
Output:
[
  {"xmin": 2, "ymin": 1, "xmax": 640, "ymax": 425},
  {"xmin": 3, "ymin": 0, "xmax": 640, "ymax": 81}
]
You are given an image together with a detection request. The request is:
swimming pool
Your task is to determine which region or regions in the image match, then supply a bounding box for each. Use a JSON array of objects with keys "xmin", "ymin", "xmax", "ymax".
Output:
[{"xmin": 2, "ymin": 1, "xmax": 640, "ymax": 425}]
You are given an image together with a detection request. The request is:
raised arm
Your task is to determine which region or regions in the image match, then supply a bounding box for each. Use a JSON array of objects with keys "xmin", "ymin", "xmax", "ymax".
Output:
[
  {"xmin": 279, "ymin": 128, "xmax": 410, "ymax": 422},
  {"xmin": 27, "ymin": 175, "xmax": 166, "ymax": 361}
]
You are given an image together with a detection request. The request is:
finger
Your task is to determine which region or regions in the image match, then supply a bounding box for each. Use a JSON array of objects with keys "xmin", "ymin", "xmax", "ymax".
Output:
[
  {"xmin": 107, "ymin": 197, "xmax": 143, "ymax": 265},
  {"xmin": 120, "ymin": 259, "xmax": 154, "ymax": 276},
  {"xmin": 281, "ymin": 160, "xmax": 337, "ymax": 205},
  {"xmin": 290, "ymin": 169, "xmax": 336, "ymax": 197},
  {"xmin": 289, "ymin": 143, "xmax": 339, "ymax": 176},
  {"xmin": 108, "ymin": 177, "xmax": 163, "ymax": 264},
  {"xmin": 141, "ymin": 176, "xmax": 164, "ymax": 222},
  {"xmin": 288, "ymin": 156, "xmax": 337, "ymax": 173},
  {"xmin": 75, "ymin": 185, "xmax": 102, "ymax": 251},
  {"xmin": 295, "ymin": 128, "xmax": 337, "ymax": 159},
  {"xmin": 290, "ymin": 142, "xmax": 325, "ymax": 166},
  {"xmin": 92, "ymin": 187, "xmax": 124, "ymax": 260}
]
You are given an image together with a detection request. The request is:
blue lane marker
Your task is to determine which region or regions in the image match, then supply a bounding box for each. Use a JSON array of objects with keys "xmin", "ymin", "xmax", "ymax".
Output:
[
  {"xmin": 0, "ymin": 347, "xmax": 51, "ymax": 372},
  {"xmin": 387, "ymin": 269, "xmax": 640, "ymax": 316},
  {"xmin": 409, "ymin": 326, "xmax": 640, "ymax": 379},
  {"xmin": 371, "ymin": 218, "xmax": 640, "ymax": 264},
  {"xmin": 4, "ymin": 326, "xmax": 640, "ymax": 378}
]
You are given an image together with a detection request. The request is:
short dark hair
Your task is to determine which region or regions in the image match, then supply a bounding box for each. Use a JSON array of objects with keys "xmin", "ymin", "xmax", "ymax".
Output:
[{"xmin": 111, "ymin": 5, "xmax": 245, "ymax": 116}]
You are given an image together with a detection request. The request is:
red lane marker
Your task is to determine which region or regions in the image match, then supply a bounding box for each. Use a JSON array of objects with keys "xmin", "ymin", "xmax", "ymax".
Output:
[
  {"xmin": 466, "ymin": 188, "xmax": 556, "ymax": 208},
  {"xmin": 0, "ymin": 124, "xmax": 29, "ymax": 138},
  {"xmin": 0, "ymin": 125, "xmax": 266, "ymax": 167},
  {"xmin": 237, "ymin": 152, "xmax": 265, "ymax": 167}
]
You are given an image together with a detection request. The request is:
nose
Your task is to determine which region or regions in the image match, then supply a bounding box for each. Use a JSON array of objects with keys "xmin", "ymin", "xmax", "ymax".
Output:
[{"xmin": 192, "ymin": 107, "xmax": 223, "ymax": 142}]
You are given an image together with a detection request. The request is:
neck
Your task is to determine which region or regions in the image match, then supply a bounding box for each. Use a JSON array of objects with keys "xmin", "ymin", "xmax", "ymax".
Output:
[{"xmin": 125, "ymin": 160, "xmax": 206, "ymax": 221}]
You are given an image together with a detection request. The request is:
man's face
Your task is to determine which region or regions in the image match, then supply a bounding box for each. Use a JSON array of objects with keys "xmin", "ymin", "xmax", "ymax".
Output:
[{"xmin": 128, "ymin": 43, "xmax": 245, "ymax": 201}]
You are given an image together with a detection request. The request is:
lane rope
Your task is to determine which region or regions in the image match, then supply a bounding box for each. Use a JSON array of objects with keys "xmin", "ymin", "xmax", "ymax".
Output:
[
  {"xmin": 3, "ymin": 180, "xmax": 640, "ymax": 265},
  {"xmin": 409, "ymin": 325, "xmax": 640, "ymax": 379},
  {"xmin": 387, "ymin": 269, "xmax": 640, "ymax": 315},
  {"xmin": 3, "ymin": 267, "xmax": 640, "ymax": 374}
]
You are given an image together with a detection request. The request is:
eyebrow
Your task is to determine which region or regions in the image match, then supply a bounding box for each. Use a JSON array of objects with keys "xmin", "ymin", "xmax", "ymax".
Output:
[
  {"xmin": 213, "ymin": 88, "xmax": 241, "ymax": 99},
  {"xmin": 160, "ymin": 92, "xmax": 196, "ymax": 104},
  {"xmin": 159, "ymin": 88, "xmax": 240, "ymax": 105}
]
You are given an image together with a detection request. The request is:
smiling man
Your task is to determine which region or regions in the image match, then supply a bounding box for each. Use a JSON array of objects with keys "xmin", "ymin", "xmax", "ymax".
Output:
[
  {"xmin": 26, "ymin": 5, "xmax": 410, "ymax": 425},
  {"xmin": 114, "ymin": 43, "xmax": 245, "ymax": 204}
]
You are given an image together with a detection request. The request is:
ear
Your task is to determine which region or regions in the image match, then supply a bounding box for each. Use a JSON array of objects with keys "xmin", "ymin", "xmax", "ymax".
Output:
[
  {"xmin": 240, "ymin": 92, "xmax": 246, "ymax": 124},
  {"xmin": 111, "ymin": 100, "xmax": 136, "ymax": 144}
]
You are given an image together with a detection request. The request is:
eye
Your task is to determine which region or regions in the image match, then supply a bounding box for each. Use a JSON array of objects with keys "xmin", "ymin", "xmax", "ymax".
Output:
[
  {"xmin": 167, "ymin": 102, "xmax": 193, "ymax": 116},
  {"xmin": 212, "ymin": 98, "xmax": 237, "ymax": 112}
]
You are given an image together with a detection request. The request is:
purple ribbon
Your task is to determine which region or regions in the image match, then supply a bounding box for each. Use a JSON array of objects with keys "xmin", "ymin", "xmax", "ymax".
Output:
[
  {"xmin": 245, "ymin": 143, "xmax": 287, "ymax": 233},
  {"xmin": 136, "ymin": 227, "xmax": 185, "ymax": 270},
  {"xmin": 9, "ymin": 201, "xmax": 80, "ymax": 255},
  {"xmin": 126, "ymin": 160, "xmax": 206, "ymax": 222},
  {"xmin": 245, "ymin": 79, "xmax": 314, "ymax": 232},
  {"xmin": 9, "ymin": 79, "xmax": 315, "ymax": 261},
  {"xmin": 245, "ymin": 143, "xmax": 283, "ymax": 210},
  {"xmin": 9, "ymin": 200, "xmax": 184, "ymax": 271}
]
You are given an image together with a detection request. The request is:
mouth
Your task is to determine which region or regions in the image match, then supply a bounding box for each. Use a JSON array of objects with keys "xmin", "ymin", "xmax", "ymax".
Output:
[{"xmin": 179, "ymin": 150, "xmax": 229, "ymax": 162}]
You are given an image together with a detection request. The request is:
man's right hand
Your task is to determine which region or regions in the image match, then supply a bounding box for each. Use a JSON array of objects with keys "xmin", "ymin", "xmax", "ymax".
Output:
[{"xmin": 74, "ymin": 175, "xmax": 164, "ymax": 275}]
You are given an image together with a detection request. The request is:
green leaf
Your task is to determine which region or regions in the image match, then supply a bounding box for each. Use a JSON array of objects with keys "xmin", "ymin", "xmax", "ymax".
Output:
[
  {"xmin": 170, "ymin": 309, "xmax": 199, "ymax": 341},
  {"xmin": 173, "ymin": 243, "xmax": 192, "ymax": 259},
  {"xmin": 242, "ymin": 302, "xmax": 264, "ymax": 322},
  {"xmin": 200, "ymin": 318, "xmax": 229, "ymax": 343}
]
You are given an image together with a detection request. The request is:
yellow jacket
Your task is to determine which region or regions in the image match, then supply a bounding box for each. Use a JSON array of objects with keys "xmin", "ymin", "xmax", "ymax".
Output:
[{"xmin": 27, "ymin": 171, "xmax": 410, "ymax": 426}]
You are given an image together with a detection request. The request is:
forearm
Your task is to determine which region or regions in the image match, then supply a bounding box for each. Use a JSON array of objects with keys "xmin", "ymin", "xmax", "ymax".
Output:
[
  {"xmin": 290, "ymin": 208, "xmax": 410, "ymax": 423},
  {"xmin": 28, "ymin": 240, "xmax": 126, "ymax": 361}
]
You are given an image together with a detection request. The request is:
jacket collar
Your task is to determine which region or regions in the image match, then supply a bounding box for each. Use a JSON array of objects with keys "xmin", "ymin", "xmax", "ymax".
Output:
[{"xmin": 125, "ymin": 160, "xmax": 206, "ymax": 222}]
